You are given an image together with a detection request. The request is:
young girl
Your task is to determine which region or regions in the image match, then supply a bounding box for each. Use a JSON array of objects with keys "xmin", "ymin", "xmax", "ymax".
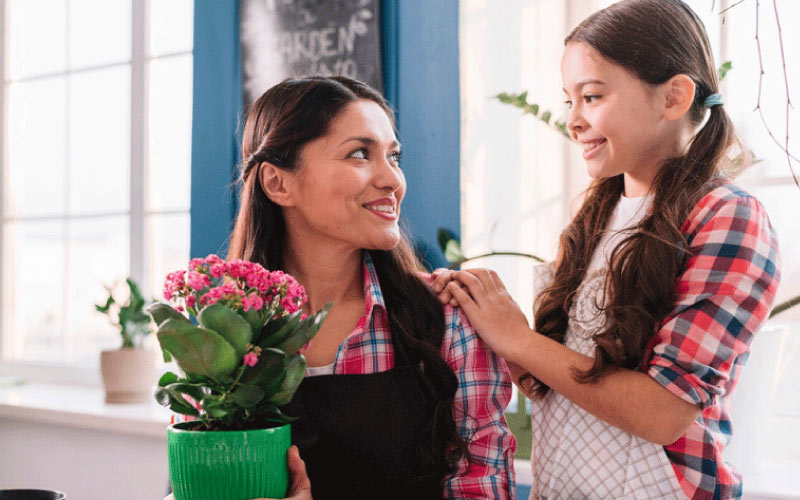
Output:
[{"xmin": 433, "ymin": 1, "xmax": 780, "ymax": 499}]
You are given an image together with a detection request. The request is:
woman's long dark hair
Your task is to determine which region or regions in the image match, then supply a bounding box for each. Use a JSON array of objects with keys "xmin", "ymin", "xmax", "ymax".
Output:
[
  {"xmin": 532, "ymin": 0, "xmax": 748, "ymax": 396},
  {"xmin": 228, "ymin": 76, "xmax": 468, "ymax": 473}
]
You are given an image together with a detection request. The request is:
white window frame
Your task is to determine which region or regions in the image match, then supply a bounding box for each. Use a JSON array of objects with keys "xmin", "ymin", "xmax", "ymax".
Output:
[{"xmin": 0, "ymin": 0, "xmax": 192, "ymax": 386}]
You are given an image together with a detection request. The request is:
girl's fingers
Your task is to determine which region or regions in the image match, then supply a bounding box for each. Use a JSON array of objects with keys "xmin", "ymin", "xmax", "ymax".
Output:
[
  {"xmin": 451, "ymin": 270, "xmax": 488, "ymax": 301},
  {"xmin": 447, "ymin": 281, "xmax": 478, "ymax": 312},
  {"xmin": 467, "ymin": 268, "xmax": 501, "ymax": 292},
  {"xmin": 431, "ymin": 268, "xmax": 453, "ymax": 293}
]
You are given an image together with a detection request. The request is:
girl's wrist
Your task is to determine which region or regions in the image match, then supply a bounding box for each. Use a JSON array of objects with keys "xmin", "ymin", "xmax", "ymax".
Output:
[{"xmin": 501, "ymin": 324, "xmax": 535, "ymax": 365}]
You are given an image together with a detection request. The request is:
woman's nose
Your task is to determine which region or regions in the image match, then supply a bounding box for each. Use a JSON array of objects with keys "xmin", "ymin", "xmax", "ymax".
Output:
[{"xmin": 375, "ymin": 156, "xmax": 403, "ymax": 193}]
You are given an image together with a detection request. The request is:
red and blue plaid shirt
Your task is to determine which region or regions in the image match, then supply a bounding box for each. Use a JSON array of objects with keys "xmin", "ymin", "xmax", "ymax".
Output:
[
  {"xmin": 645, "ymin": 182, "xmax": 781, "ymax": 500},
  {"xmin": 327, "ymin": 253, "xmax": 517, "ymax": 499}
]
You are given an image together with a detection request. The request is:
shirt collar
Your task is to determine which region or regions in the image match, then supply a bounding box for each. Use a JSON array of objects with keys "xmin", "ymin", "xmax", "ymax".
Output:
[{"xmin": 361, "ymin": 251, "xmax": 387, "ymax": 318}]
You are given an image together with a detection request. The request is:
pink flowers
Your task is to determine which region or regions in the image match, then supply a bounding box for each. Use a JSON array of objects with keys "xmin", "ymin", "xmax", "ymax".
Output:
[
  {"xmin": 243, "ymin": 351, "xmax": 259, "ymax": 367},
  {"xmin": 162, "ymin": 254, "xmax": 308, "ymax": 325}
]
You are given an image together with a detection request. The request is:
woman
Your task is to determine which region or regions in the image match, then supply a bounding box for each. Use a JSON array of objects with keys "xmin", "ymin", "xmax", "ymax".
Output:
[{"xmin": 220, "ymin": 76, "xmax": 515, "ymax": 500}]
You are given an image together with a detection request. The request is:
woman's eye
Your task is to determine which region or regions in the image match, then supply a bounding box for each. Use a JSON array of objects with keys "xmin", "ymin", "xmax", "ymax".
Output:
[
  {"xmin": 348, "ymin": 148, "xmax": 368, "ymax": 160},
  {"xmin": 389, "ymin": 151, "xmax": 402, "ymax": 164}
]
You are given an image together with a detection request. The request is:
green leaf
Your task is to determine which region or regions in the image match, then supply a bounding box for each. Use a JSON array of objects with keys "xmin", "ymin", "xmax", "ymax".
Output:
[
  {"xmin": 156, "ymin": 318, "xmax": 239, "ymax": 380},
  {"xmin": 259, "ymin": 311, "xmax": 304, "ymax": 349},
  {"xmin": 241, "ymin": 347, "xmax": 286, "ymax": 388},
  {"xmin": 147, "ymin": 303, "xmax": 190, "ymax": 327},
  {"xmin": 155, "ymin": 387, "xmax": 199, "ymax": 417},
  {"xmin": 268, "ymin": 353, "xmax": 308, "ymax": 406},
  {"xmin": 229, "ymin": 384, "xmax": 266, "ymax": 407},
  {"xmin": 258, "ymin": 406, "xmax": 298, "ymax": 425},
  {"xmin": 242, "ymin": 308, "xmax": 266, "ymax": 333},
  {"xmin": 444, "ymin": 239, "xmax": 465, "ymax": 264},
  {"xmin": 437, "ymin": 228, "xmax": 458, "ymax": 253},
  {"xmin": 162, "ymin": 349, "xmax": 173, "ymax": 363},
  {"xmin": 541, "ymin": 110, "xmax": 552, "ymax": 124},
  {"xmin": 198, "ymin": 304, "xmax": 254, "ymax": 357},
  {"xmin": 276, "ymin": 304, "xmax": 331, "ymax": 355},
  {"xmin": 95, "ymin": 296, "xmax": 115, "ymax": 314},
  {"xmin": 158, "ymin": 371, "xmax": 179, "ymax": 387},
  {"xmin": 718, "ymin": 61, "xmax": 732, "ymax": 81}
]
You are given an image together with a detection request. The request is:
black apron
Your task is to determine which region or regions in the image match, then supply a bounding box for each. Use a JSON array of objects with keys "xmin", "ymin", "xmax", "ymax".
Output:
[{"xmin": 282, "ymin": 355, "xmax": 446, "ymax": 500}]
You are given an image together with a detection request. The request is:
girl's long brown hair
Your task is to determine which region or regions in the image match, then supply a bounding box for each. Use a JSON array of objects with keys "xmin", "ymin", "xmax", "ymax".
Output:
[
  {"xmin": 229, "ymin": 76, "xmax": 468, "ymax": 475},
  {"xmin": 532, "ymin": 0, "xmax": 748, "ymax": 396}
]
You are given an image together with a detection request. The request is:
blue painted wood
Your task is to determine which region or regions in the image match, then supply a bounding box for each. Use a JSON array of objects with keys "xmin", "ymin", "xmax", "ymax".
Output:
[
  {"xmin": 384, "ymin": 0, "xmax": 461, "ymax": 270},
  {"xmin": 190, "ymin": 0, "xmax": 460, "ymax": 269},
  {"xmin": 190, "ymin": 0, "xmax": 242, "ymax": 259}
]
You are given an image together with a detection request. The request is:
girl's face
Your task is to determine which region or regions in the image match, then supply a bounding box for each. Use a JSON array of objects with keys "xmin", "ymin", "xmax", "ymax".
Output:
[
  {"xmin": 561, "ymin": 42, "xmax": 677, "ymax": 195},
  {"xmin": 282, "ymin": 99, "xmax": 406, "ymax": 252}
]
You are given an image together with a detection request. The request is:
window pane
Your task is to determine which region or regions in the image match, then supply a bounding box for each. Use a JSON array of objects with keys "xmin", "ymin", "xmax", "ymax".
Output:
[
  {"xmin": 6, "ymin": 77, "xmax": 67, "ymax": 217},
  {"xmin": 147, "ymin": 55, "xmax": 193, "ymax": 212},
  {"xmin": 146, "ymin": 213, "xmax": 190, "ymax": 301},
  {"xmin": 5, "ymin": 0, "xmax": 67, "ymax": 80},
  {"xmin": 2, "ymin": 220, "xmax": 67, "ymax": 362},
  {"xmin": 68, "ymin": 0, "xmax": 131, "ymax": 70},
  {"xmin": 68, "ymin": 66, "xmax": 131, "ymax": 215},
  {"xmin": 65, "ymin": 216, "xmax": 130, "ymax": 364},
  {"xmin": 725, "ymin": 0, "xmax": 800, "ymax": 178},
  {"xmin": 149, "ymin": 0, "xmax": 194, "ymax": 57}
]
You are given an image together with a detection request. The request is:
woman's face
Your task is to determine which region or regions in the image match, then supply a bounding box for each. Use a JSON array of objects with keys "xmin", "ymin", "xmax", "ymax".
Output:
[{"xmin": 282, "ymin": 99, "xmax": 406, "ymax": 252}]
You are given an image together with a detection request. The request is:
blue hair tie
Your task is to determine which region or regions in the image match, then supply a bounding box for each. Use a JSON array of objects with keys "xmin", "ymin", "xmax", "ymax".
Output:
[{"xmin": 704, "ymin": 93, "xmax": 724, "ymax": 108}]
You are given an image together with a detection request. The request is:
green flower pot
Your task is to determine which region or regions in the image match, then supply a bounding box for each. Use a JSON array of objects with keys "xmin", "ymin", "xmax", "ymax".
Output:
[{"xmin": 167, "ymin": 422, "xmax": 291, "ymax": 500}]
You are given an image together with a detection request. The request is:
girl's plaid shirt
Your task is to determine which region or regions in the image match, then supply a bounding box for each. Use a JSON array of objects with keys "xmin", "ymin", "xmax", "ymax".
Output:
[{"xmin": 645, "ymin": 182, "xmax": 781, "ymax": 500}]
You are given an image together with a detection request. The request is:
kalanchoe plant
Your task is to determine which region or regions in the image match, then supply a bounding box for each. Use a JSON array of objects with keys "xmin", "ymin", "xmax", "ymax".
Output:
[
  {"xmin": 148, "ymin": 254, "xmax": 330, "ymax": 431},
  {"xmin": 95, "ymin": 277, "xmax": 151, "ymax": 348}
]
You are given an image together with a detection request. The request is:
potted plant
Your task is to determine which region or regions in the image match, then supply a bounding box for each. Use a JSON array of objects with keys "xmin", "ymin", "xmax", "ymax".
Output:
[
  {"xmin": 95, "ymin": 277, "xmax": 157, "ymax": 403},
  {"xmin": 149, "ymin": 254, "xmax": 329, "ymax": 500}
]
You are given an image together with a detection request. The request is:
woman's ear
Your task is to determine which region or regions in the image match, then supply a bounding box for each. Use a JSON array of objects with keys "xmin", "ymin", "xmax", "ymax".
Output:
[
  {"xmin": 258, "ymin": 162, "xmax": 295, "ymax": 207},
  {"xmin": 661, "ymin": 74, "xmax": 696, "ymax": 121}
]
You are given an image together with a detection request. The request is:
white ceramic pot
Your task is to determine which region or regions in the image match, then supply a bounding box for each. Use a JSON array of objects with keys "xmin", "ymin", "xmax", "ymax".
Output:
[{"xmin": 99, "ymin": 347, "xmax": 158, "ymax": 404}]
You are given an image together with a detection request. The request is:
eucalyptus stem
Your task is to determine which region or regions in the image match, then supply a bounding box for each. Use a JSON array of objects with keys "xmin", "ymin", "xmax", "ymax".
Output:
[
  {"xmin": 770, "ymin": 294, "xmax": 800, "ymax": 319},
  {"xmin": 448, "ymin": 251, "xmax": 546, "ymax": 270}
]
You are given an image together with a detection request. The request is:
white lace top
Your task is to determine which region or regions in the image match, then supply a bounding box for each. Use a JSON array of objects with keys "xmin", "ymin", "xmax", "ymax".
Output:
[{"xmin": 529, "ymin": 194, "xmax": 686, "ymax": 500}]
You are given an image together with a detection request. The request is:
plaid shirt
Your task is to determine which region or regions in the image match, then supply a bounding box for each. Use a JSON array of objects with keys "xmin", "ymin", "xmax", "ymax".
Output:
[
  {"xmin": 326, "ymin": 253, "xmax": 516, "ymax": 499},
  {"xmin": 645, "ymin": 182, "xmax": 781, "ymax": 500}
]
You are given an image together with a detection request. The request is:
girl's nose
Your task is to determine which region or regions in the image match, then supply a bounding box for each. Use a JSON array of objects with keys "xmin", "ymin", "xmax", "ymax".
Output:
[{"xmin": 567, "ymin": 106, "xmax": 587, "ymax": 138}]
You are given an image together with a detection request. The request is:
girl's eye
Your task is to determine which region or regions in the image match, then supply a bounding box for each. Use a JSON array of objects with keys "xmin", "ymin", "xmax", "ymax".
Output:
[
  {"xmin": 564, "ymin": 100, "xmax": 573, "ymax": 109},
  {"xmin": 349, "ymin": 148, "xmax": 368, "ymax": 160},
  {"xmin": 584, "ymin": 94, "xmax": 600, "ymax": 103}
]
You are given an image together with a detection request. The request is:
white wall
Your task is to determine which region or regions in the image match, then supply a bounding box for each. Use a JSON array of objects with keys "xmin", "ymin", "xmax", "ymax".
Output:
[{"xmin": 0, "ymin": 418, "xmax": 168, "ymax": 500}]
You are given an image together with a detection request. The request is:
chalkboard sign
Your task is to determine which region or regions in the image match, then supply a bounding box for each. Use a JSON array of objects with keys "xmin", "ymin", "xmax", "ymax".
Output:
[{"xmin": 240, "ymin": 0, "xmax": 383, "ymax": 105}]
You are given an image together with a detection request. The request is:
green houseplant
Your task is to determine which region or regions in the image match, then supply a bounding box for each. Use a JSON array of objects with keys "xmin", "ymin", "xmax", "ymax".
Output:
[
  {"xmin": 95, "ymin": 277, "xmax": 156, "ymax": 403},
  {"xmin": 150, "ymin": 254, "xmax": 329, "ymax": 500}
]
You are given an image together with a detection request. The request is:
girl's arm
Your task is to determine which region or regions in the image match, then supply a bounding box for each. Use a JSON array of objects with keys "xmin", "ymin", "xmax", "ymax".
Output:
[
  {"xmin": 436, "ymin": 191, "xmax": 781, "ymax": 447},
  {"xmin": 444, "ymin": 271, "xmax": 698, "ymax": 445}
]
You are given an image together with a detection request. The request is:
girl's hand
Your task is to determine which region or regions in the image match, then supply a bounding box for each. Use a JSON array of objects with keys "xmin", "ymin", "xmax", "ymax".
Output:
[
  {"xmin": 440, "ymin": 268, "xmax": 532, "ymax": 362},
  {"xmin": 431, "ymin": 268, "xmax": 459, "ymax": 306},
  {"xmin": 164, "ymin": 446, "xmax": 312, "ymax": 500}
]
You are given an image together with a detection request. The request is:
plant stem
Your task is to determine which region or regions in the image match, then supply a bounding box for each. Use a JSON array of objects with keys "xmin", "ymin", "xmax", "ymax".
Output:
[
  {"xmin": 448, "ymin": 251, "xmax": 546, "ymax": 270},
  {"xmin": 770, "ymin": 294, "xmax": 800, "ymax": 319}
]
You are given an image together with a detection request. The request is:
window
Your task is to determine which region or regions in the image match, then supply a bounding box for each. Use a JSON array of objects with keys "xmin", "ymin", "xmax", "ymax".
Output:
[
  {"xmin": 460, "ymin": 0, "xmax": 800, "ymax": 476},
  {"xmin": 1, "ymin": 0, "xmax": 193, "ymax": 382}
]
